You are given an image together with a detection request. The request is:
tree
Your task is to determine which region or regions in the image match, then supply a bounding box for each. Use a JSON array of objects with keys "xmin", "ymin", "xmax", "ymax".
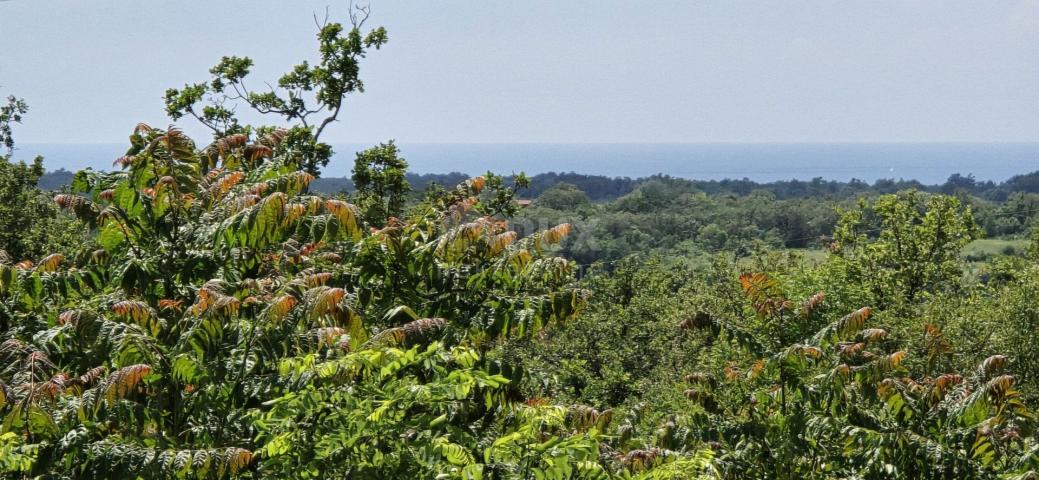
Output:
[
  {"xmin": 830, "ymin": 190, "xmax": 980, "ymax": 306},
  {"xmin": 698, "ymin": 223, "xmax": 728, "ymax": 250},
  {"xmin": 0, "ymin": 123, "xmax": 592, "ymax": 477},
  {"xmin": 4, "ymin": 10, "xmax": 638, "ymax": 473},
  {"xmin": 670, "ymin": 270, "xmax": 1035, "ymax": 479},
  {"xmin": 941, "ymin": 173, "xmax": 977, "ymax": 195},
  {"xmin": 0, "ymin": 95, "xmax": 29, "ymax": 155},
  {"xmin": 0, "ymin": 94, "xmax": 86, "ymax": 261},
  {"xmin": 351, "ymin": 140, "xmax": 410, "ymax": 226},
  {"xmin": 0, "ymin": 157, "xmax": 62, "ymax": 261},
  {"xmin": 534, "ymin": 182, "xmax": 591, "ymax": 210},
  {"xmin": 164, "ymin": 4, "xmax": 388, "ymax": 176}
]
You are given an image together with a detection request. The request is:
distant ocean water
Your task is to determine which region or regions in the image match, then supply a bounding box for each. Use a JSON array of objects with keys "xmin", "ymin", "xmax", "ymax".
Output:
[{"xmin": 18, "ymin": 142, "xmax": 1039, "ymax": 185}]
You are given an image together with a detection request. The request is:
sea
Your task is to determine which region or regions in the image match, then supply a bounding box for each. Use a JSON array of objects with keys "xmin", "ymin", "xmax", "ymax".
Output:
[{"xmin": 18, "ymin": 142, "xmax": 1039, "ymax": 185}]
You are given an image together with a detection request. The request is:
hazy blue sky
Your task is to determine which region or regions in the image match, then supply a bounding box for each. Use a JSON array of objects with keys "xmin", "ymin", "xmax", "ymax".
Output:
[{"xmin": 1, "ymin": 1, "xmax": 1037, "ymax": 144}]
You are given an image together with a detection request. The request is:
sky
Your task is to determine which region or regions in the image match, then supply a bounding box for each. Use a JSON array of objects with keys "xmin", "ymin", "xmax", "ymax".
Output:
[{"xmin": 0, "ymin": 0, "xmax": 1037, "ymax": 144}]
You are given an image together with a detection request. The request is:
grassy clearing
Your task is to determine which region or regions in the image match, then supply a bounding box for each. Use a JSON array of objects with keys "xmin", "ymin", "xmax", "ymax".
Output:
[
  {"xmin": 686, "ymin": 239, "xmax": 1027, "ymax": 273},
  {"xmin": 962, "ymin": 238, "xmax": 1029, "ymax": 260},
  {"xmin": 775, "ymin": 239, "xmax": 1028, "ymax": 270}
]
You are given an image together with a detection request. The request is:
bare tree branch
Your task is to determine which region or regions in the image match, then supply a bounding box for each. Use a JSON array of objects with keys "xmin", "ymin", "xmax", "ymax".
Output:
[
  {"xmin": 313, "ymin": 5, "xmax": 331, "ymax": 29},
  {"xmin": 349, "ymin": 1, "xmax": 371, "ymax": 29}
]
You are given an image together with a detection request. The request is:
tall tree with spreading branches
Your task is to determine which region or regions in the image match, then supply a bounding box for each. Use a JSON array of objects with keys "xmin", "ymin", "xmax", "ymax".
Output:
[{"xmin": 164, "ymin": 3, "xmax": 387, "ymax": 176}]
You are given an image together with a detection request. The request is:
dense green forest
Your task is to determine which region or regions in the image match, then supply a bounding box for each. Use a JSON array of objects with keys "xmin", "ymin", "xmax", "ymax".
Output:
[
  {"xmin": 4, "ymin": 11, "xmax": 1039, "ymax": 480},
  {"xmin": 38, "ymin": 168, "xmax": 1039, "ymax": 265}
]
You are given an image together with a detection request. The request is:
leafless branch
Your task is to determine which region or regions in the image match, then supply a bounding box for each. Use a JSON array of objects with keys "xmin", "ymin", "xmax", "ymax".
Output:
[
  {"xmin": 186, "ymin": 108, "xmax": 221, "ymax": 136},
  {"xmin": 349, "ymin": 1, "xmax": 371, "ymax": 29},
  {"xmin": 313, "ymin": 6, "xmax": 331, "ymax": 29}
]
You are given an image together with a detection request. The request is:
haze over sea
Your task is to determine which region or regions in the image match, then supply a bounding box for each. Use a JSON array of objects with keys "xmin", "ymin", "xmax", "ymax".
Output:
[{"xmin": 20, "ymin": 142, "xmax": 1039, "ymax": 185}]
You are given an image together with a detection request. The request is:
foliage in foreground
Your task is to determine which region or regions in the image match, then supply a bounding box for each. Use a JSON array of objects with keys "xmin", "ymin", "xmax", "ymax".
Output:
[
  {"xmin": 510, "ymin": 190, "xmax": 1039, "ymax": 479},
  {"xmin": 0, "ymin": 123, "xmax": 603, "ymax": 478}
]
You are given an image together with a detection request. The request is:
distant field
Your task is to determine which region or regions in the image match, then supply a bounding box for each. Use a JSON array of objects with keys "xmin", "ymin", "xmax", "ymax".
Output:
[
  {"xmin": 962, "ymin": 238, "xmax": 1029, "ymax": 259},
  {"xmin": 792, "ymin": 249, "xmax": 829, "ymax": 264},
  {"xmin": 774, "ymin": 239, "xmax": 1029, "ymax": 268}
]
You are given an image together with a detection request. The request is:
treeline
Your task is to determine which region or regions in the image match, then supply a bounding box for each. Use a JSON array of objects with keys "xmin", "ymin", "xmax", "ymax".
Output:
[
  {"xmin": 37, "ymin": 167, "xmax": 1039, "ymax": 266},
  {"xmin": 226, "ymin": 169, "xmax": 1039, "ymax": 201},
  {"xmin": 241, "ymin": 170, "xmax": 642, "ymax": 200},
  {"xmin": 40, "ymin": 169, "xmax": 638, "ymax": 200},
  {"xmin": 40, "ymin": 168, "xmax": 1039, "ymax": 202},
  {"xmin": 509, "ymin": 175, "xmax": 1039, "ymax": 265},
  {"xmin": 622, "ymin": 172, "xmax": 1039, "ymax": 202}
]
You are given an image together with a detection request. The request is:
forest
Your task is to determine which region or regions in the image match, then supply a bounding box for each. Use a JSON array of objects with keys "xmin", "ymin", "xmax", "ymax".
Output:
[{"xmin": 3, "ymin": 11, "xmax": 1039, "ymax": 480}]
